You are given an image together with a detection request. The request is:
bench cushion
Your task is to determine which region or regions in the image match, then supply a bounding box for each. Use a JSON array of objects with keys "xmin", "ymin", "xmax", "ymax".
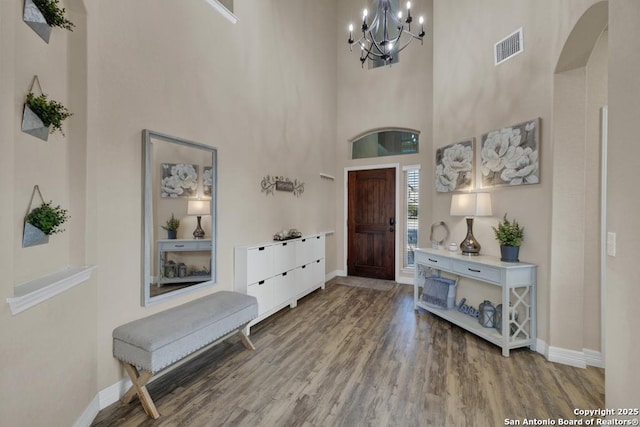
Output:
[{"xmin": 113, "ymin": 291, "xmax": 257, "ymax": 373}]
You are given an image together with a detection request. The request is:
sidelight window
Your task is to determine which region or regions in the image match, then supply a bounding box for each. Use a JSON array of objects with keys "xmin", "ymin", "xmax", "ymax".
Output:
[{"xmin": 404, "ymin": 166, "xmax": 420, "ymax": 268}]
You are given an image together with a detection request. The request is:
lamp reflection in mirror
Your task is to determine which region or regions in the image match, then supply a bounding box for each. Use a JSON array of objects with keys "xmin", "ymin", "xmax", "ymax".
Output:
[
  {"xmin": 187, "ymin": 200, "xmax": 210, "ymax": 239},
  {"xmin": 450, "ymin": 193, "xmax": 492, "ymax": 256}
]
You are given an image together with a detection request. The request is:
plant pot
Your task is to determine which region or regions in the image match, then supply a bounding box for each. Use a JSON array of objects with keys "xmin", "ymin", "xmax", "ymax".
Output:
[
  {"xmin": 21, "ymin": 104, "xmax": 49, "ymax": 141},
  {"xmin": 167, "ymin": 230, "xmax": 177, "ymax": 240},
  {"xmin": 500, "ymin": 245, "xmax": 520, "ymax": 263},
  {"xmin": 23, "ymin": 0, "xmax": 52, "ymax": 43},
  {"xmin": 22, "ymin": 222, "xmax": 49, "ymax": 248}
]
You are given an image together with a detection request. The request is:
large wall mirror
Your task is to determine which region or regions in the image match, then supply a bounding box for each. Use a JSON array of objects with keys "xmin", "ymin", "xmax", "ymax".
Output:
[{"xmin": 142, "ymin": 130, "xmax": 217, "ymax": 306}]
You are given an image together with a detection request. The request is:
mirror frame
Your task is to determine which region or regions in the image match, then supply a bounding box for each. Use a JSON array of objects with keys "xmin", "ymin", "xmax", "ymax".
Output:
[{"xmin": 142, "ymin": 129, "xmax": 217, "ymax": 306}]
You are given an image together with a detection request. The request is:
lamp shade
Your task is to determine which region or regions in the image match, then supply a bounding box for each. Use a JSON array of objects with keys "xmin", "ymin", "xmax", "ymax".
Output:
[
  {"xmin": 187, "ymin": 200, "xmax": 210, "ymax": 216},
  {"xmin": 450, "ymin": 193, "xmax": 492, "ymax": 217}
]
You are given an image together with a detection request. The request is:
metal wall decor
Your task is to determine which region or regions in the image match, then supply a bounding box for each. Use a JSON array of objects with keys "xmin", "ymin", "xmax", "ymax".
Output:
[
  {"xmin": 23, "ymin": 0, "xmax": 52, "ymax": 43},
  {"xmin": 429, "ymin": 221, "xmax": 449, "ymax": 248},
  {"xmin": 261, "ymin": 175, "xmax": 304, "ymax": 197}
]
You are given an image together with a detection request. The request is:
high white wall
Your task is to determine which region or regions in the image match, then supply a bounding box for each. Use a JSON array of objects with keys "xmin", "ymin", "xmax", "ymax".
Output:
[
  {"xmin": 335, "ymin": 0, "xmax": 434, "ymax": 282},
  {"xmin": 606, "ymin": 0, "xmax": 640, "ymax": 409},
  {"xmin": 85, "ymin": 0, "xmax": 338, "ymax": 390}
]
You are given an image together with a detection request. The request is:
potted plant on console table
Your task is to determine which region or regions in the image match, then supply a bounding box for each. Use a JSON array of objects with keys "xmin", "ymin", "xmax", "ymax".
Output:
[
  {"xmin": 162, "ymin": 213, "xmax": 180, "ymax": 239},
  {"xmin": 492, "ymin": 213, "xmax": 524, "ymax": 262}
]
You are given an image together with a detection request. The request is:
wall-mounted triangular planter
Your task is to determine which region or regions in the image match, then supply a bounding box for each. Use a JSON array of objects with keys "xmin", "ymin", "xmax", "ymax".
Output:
[
  {"xmin": 21, "ymin": 104, "xmax": 49, "ymax": 141},
  {"xmin": 23, "ymin": 0, "xmax": 52, "ymax": 43},
  {"xmin": 23, "ymin": 222, "xmax": 49, "ymax": 248}
]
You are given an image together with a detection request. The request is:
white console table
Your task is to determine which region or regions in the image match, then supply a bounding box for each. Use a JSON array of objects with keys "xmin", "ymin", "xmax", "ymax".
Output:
[
  {"xmin": 414, "ymin": 248, "xmax": 536, "ymax": 357},
  {"xmin": 157, "ymin": 239, "xmax": 212, "ymax": 286}
]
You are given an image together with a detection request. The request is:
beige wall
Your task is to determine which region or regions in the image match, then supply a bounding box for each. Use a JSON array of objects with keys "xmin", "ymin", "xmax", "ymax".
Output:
[
  {"xmin": 431, "ymin": 0, "xmax": 610, "ymax": 357},
  {"xmin": 85, "ymin": 0, "xmax": 338, "ymax": 390},
  {"xmin": 2, "ymin": 0, "xmax": 640, "ymax": 424},
  {"xmin": 335, "ymin": 0, "xmax": 434, "ymax": 281},
  {"xmin": 606, "ymin": 0, "xmax": 640, "ymax": 409},
  {"xmin": 0, "ymin": 1, "xmax": 97, "ymax": 426}
]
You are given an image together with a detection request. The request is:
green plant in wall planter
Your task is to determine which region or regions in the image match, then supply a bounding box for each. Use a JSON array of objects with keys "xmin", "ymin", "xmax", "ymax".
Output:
[
  {"xmin": 22, "ymin": 83, "xmax": 73, "ymax": 141},
  {"xmin": 23, "ymin": 185, "xmax": 70, "ymax": 248},
  {"xmin": 23, "ymin": 0, "xmax": 75, "ymax": 43},
  {"xmin": 162, "ymin": 214, "xmax": 180, "ymax": 239},
  {"xmin": 492, "ymin": 213, "xmax": 524, "ymax": 263}
]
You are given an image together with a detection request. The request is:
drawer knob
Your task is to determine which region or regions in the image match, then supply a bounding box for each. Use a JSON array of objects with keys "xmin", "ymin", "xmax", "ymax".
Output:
[
  {"xmin": 468, "ymin": 268, "xmax": 481, "ymax": 273},
  {"xmin": 428, "ymin": 258, "xmax": 438, "ymax": 263}
]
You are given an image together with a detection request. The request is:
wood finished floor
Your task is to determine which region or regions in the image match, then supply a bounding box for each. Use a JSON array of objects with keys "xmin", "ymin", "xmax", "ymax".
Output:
[{"xmin": 92, "ymin": 280, "xmax": 604, "ymax": 427}]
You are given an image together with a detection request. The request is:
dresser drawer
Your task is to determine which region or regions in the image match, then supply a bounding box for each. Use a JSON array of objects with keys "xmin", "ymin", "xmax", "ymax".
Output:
[
  {"xmin": 416, "ymin": 251, "xmax": 452, "ymax": 271},
  {"xmin": 453, "ymin": 262, "xmax": 500, "ymax": 283},
  {"xmin": 160, "ymin": 240, "xmax": 212, "ymax": 251}
]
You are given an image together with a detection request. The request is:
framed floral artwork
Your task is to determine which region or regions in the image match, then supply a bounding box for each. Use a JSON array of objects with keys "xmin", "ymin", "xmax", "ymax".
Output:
[
  {"xmin": 435, "ymin": 139, "xmax": 475, "ymax": 192},
  {"xmin": 203, "ymin": 166, "xmax": 213, "ymax": 197},
  {"xmin": 160, "ymin": 163, "xmax": 198, "ymax": 198},
  {"xmin": 480, "ymin": 118, "xmax": 540, "ymax": 187}
]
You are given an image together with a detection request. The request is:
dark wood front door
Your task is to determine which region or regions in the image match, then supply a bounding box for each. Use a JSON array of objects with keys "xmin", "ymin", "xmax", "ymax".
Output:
[{"xmin": 347, "ymin": 168, "xmax": 396, "ymax": 280}]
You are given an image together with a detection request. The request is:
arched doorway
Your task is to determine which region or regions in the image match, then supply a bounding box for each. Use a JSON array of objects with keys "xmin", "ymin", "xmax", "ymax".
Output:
[{"xmin": 549, "ymin": 1, "xmax": 608, "ymax": 367}]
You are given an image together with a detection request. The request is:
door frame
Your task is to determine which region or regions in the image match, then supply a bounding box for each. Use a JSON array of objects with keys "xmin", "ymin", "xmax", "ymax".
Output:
[{"xmin": 343, "ymin": 163, "xmax": 401, "ymax": 281}]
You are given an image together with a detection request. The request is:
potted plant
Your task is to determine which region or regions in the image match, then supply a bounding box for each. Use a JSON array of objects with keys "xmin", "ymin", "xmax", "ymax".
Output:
[
  {"xmin": 492, "ymin": 213, "xmax": 524, "ymax": 262},
  {"xmin": 162, "ymin": 213, "xmax": 180, "ymax": 239},
  {"xmin": 23, "ymin": 92, "xmax": 73, "ymax": 140},
  {"xmin": 26, "ymin": 200, "xmax": 69, "ymax": 235},
  {"xmin": 23, "ymin": 0, "xmax": 75, "ymax": 43}
]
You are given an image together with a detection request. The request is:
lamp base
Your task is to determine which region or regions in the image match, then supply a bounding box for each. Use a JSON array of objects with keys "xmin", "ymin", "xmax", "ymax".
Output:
[
  {"xmin": 460, "ymin": 217, "xmax": 481, "ymax": 256},
  {"xmin": 193, "ymin": 215, "xmax": 205, "ymax": 239}
]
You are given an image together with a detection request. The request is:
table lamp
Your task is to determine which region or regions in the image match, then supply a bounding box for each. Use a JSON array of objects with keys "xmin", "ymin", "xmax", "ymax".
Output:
[
  {"xmin": 187, "ymin": 200, "xmax": 210, "ymax": 239},
  {"xmin": 450, "ymin": 192, "xmax": 492, "ymax": 256}
]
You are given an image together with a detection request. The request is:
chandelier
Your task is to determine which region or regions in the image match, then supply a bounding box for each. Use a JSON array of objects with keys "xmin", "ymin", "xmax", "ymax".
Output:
[{"xmin": 348, "ymin": 0, "xmax": 425, "ymax": 67}]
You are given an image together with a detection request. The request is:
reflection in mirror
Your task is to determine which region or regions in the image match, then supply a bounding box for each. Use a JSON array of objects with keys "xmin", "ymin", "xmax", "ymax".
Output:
[{"xmin": 142, "ymin": 130, "xmax": 217, "ymax": 306}]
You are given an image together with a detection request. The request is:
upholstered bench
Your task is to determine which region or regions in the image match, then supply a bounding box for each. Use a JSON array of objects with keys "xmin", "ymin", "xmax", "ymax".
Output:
[{"xmin": 112, "ymin": 291, "xmax": 258, "ymax": 419}]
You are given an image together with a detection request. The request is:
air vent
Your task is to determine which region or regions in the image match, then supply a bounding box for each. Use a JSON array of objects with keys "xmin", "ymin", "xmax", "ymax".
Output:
[{"xmin": 495, "ymin": 28, "xmax": 523, "ymax": 65}]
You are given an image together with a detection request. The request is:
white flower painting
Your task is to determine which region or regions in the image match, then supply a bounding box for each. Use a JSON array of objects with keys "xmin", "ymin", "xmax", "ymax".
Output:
[
  {"xmin": 161, "ymin": 163, "xmax": 199, "ymax": 198},
  {"xmin": 203, "ymin": 166, "xmax": 213, "ymax": 197},
  {"xmin": 435, "ymin": 139, "xmax": 474, "ymax": 192},
  {"xmin": 480, "ymin": 118, "xmax": 540, "ymax": 187}
]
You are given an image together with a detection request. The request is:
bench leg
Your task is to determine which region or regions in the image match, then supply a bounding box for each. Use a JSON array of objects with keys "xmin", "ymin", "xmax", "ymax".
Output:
[
  {"xmin": 121, "ymin": 363, "xmax": 160, "ymax": 419},
  {"xmin": 238, "ymin": 329, "xmax": 256, "ymax": 351}
]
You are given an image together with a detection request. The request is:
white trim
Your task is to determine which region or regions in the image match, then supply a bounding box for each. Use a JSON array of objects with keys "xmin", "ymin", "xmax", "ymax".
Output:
[
  {"xmin": 319, "ymin": 173, "xmax": 335, "ymax": 180},
  {"xmin": 6, "ymin": 265, "xmax": 96, "ymax": 315},
  {"xmin": 584, "ymin": 349, "xmax": 604, "ymax": 368},
  {"xmin": 402, "ymin": 164, "xmax": 421, "ymax": 171},
  {"xmin": 98, "ymin": 377, "xmax": 132, "ymax": 409},
  {"xmin": 547, "ymin": 346, "xmax": 587, "ymax": 369},
  {"xmin": 325, "ymin": 270, "xmax": 339, "ymax": 283},
  {"xmin": 343, "ymin": 164, "xmax": 401, "ymax": 281},
  {"xmin": 536, "ymin": 338, "xmax": 548, "ymax": 357},
  {"xmin": 72, "ymin": 394, "xmax": 100, "ymax": 427},
  {"xmin": 600, "ymin": 106, "xmax": 608, "ymax": 366},
  {"xmin": 396, "ymin": 276, "xmax": 413, "ymax": 285},
  {"xmin": 203, "ymin": 0, "xmax": 238, "ymax": 24}
]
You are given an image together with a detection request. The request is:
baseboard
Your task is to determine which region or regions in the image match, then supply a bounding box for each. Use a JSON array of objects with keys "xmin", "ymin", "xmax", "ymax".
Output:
[
  {"xmin": 73, "ymin": 393, "xmax": 100, "ymax": 427},
  {"xmin": 333, "ymin": 269, "xmax": 346, "ymax": 278},
  {"xmin": 99, "ymin": 377, "xmax": 131, "ymax": 409},
  {"xmin": 583, "ymin": 348, "xmax": 604, "ymax": 368},
  {"xmin": 396, "ymin": 276, "xmax": 413, "ymax": 285},
  {"xmin": 325, "ymin": 270, "xmax": 339, "ymax": 282},
  {"xmin": 547, "ymin": 345, "xmax": 587, "ymax": 368}
]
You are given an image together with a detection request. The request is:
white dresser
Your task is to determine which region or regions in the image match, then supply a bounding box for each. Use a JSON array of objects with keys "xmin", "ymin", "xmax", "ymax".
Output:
[
  {"xmin": 414, "ymin": 247, "xmax": 536, "ymax": 356},
  {"xmin": 235, "ymin": 233, "xmax": 326, "ymax": 329}
]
